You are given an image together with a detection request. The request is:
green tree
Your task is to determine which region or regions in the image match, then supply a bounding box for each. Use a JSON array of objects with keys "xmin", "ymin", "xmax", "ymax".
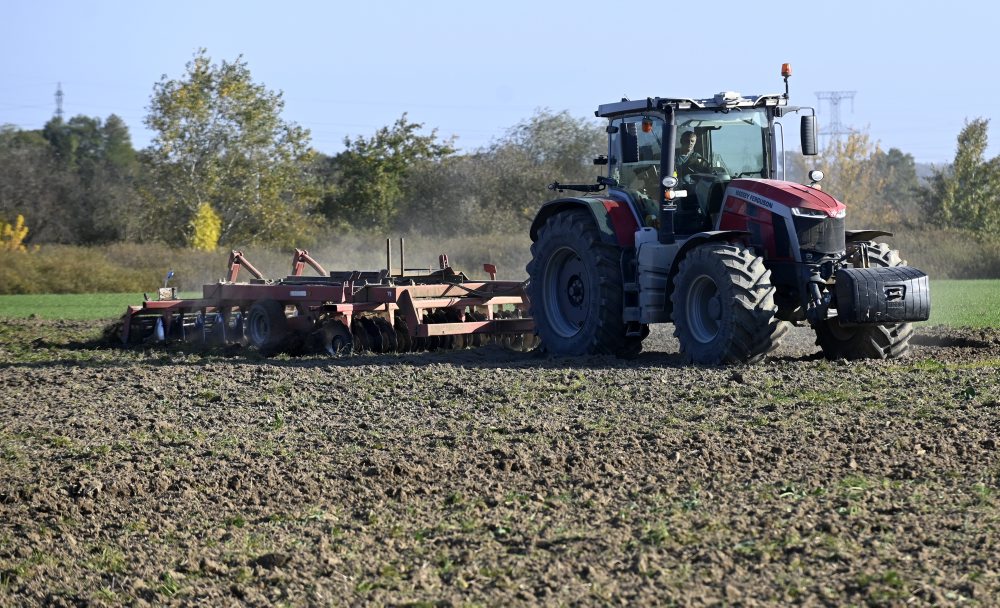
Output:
[
  {"xmin": 398, "ymin": 109, "xmax": 604, "ymax": 235},
  {"xmin": 872, "ymin": 147, "xmax": 920, "ymax": 224},
  {"xmin": 144, "ymin": 49, "xmax": 319, "ymax": 247},
  {"xmin": 921, "ymin": 118, "xmax": 1000, "ymax": 233},
  {"xmin": 0, "ymin": 126, "xmax": 76, "ymax": 243},
  {"xmin": 498, "ymin": 108, "xmax": 605, "ymax": 177},
  {"xmin": 330, "ymin": 114, "xmax": 454, "ymax": 231},
  {"xmin": 101, "ymin": 114, "xmax": 137, "ymax": 172},
  {"xmin": 38, "ymin": 114, "xmax": 142, "ymax": 243}
]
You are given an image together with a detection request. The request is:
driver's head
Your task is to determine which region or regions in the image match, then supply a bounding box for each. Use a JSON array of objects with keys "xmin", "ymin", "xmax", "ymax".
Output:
[{"xmin": 680, "ymin": 130, "xmax": 696, "ymax": 152}]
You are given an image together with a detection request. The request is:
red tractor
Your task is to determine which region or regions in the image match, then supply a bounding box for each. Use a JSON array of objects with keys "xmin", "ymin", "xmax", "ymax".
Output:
[{"xmin": 527, "ymin": 65, "xmax": 930, "ymax": 364}]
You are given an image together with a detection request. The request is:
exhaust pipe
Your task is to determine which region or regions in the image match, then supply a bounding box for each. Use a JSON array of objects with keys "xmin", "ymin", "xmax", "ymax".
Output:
[{"xmin": 659, "ymin": 108, "xmax": 678, "ymax": 244}]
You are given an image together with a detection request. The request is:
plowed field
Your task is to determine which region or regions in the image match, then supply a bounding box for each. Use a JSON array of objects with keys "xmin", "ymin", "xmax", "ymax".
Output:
[{"xmin": 1, "ymin": 319, "xmax": 998, "ymax": 606}]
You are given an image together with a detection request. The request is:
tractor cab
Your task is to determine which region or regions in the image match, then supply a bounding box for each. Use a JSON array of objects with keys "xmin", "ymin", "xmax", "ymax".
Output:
[{"xmin": 600, "ymin": 92, "xmax": 809, "ymax": 239}]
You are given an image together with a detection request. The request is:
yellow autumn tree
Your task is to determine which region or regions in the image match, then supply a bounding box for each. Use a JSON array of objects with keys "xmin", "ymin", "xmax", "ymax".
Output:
[
  {"xmin": 188, "ymin": 202, "xmax": 222, "ymax": 251},
  {"xmin": 0, "ymin": 215, "xmax": 30, "ymax": 252},
  {"xmin": 803, "ymin": 132, "xmax": 899, "ymax": 228}
]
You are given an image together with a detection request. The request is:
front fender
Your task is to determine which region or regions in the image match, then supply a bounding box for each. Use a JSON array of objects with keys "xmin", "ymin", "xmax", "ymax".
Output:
[
  {"xmin": 845, "ymin": 229, "xmax": 893, "ymax": 243},
  {"xmin": 674, "ymin": 230, "xmax": 751, "ymax": 269}
]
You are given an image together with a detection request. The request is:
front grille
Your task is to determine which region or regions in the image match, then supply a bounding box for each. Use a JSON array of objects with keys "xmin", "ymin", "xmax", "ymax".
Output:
[{"xmin": 794, "ymin": 216, "xmax": 845, "ymax": 253}]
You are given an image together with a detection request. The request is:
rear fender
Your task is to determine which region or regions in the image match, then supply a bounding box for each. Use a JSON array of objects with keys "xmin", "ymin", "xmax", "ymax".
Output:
[{"xmin": 530, "ymin": 197, "xmax": 639, "ymax": 248}]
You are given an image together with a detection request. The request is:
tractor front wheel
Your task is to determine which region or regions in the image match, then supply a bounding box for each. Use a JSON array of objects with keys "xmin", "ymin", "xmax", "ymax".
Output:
[
  {"xmin": 526, "ymin": 210, "xmax": 637, "ymax": 356},
  {"xmin": 671, "ymin": 242, "xmax": 785, "ymax": 364},
  {"xmin": 814, "ymin": 242, "xmax": 915, "ymax": 360}
]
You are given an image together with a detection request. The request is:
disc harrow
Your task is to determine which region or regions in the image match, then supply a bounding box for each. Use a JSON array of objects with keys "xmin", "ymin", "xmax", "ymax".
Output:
[{"xmin": 119, "ymin": 245, "xmax": 538, "ymax": 356}]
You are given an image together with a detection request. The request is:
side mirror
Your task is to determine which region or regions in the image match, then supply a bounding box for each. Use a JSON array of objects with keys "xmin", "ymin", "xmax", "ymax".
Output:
[
  {"xmin": 593, "ymin": 155, "xmax": 608, "ymax": 166},
  {"xmin": 801, "ymin": 115, "xmax": 818, "ymax": 156}
]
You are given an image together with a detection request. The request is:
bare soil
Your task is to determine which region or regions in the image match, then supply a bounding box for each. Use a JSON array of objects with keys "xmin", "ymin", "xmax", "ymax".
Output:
[{"xmin": 1, "ymin": 319, "xmax": 999, "ymax": 606}]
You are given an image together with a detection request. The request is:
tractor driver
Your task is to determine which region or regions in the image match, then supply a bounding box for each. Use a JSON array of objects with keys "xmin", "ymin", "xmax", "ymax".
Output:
[{"xmin": 675, "ymin": 130, "xmax": 710, "ymax": 178}]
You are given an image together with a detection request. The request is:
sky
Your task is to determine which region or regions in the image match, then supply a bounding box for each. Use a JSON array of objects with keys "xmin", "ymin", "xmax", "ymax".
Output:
[{"xmin": 2, "ymin": 0, "xmax": 997, "ymax": 164}]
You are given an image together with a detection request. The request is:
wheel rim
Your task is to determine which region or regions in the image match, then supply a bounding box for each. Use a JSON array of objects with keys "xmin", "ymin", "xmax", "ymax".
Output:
[
  {"xmin": 542, "ymin": 246, "xmax": 590, "ymax": 338},
  {"xmin": 825, "ymin": 318, "xmax": 856, "ymax": 341},
  {"xmin": 686, "ymin": 274, "xmax": 722, "ymax": 344},
  {"xmin": 249, "ymin": 311, "xmax": 270, "ymax": 346}
]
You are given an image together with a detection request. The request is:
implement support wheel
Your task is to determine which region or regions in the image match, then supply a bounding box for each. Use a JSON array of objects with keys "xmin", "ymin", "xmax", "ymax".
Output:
[{"xmin": 247, "ymin": 300, "xmax": 289, "ymax": 354}]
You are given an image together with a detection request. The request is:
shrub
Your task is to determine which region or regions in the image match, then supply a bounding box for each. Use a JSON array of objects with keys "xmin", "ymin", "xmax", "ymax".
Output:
[
  {"xmin": 1, "ymin": 215, "xmax": 30, "ymax": 252},
  {"xmin": 0, "ymin": 228, "xmax": 994, "ymax": 296},
  {"xmin": 887, "ymin": 229, "xmax": 1000, "ymax": 279}
]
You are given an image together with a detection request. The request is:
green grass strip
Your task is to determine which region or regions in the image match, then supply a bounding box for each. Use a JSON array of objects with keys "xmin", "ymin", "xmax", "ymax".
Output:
[
  {"xmin": 0, "ymin": 292, "xmax": 200, "ymax": 320},
  {"xmin": 0, "ymin": 280, "xmax": 996, "ymax": 327},
  {"xmin": 926, "ymin": 280, "xmax": 1000, "ymax": 328}
]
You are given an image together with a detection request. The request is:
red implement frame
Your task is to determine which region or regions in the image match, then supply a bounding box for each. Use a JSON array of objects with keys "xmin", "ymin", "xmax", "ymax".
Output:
[{"xmin": 121, "ymin": 249, "xmax": 533, "ymax": 344}]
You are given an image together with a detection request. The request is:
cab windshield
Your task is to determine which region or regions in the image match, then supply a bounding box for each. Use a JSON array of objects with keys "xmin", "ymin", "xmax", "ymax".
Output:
[
  {"xmin": 609, "ymin": 108, "xmax": 770, "ymax": 194},
  {"xmin": 675, "ymin": 108, "xmax": 769, "ymax": 178}
]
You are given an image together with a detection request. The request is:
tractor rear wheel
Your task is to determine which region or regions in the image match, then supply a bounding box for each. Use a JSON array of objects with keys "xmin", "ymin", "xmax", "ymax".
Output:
[
  {"xmin": 247, "ymin": 300, "xmax": 289, "ymax": 354},
  {"xmin": 526, "ymin": 210, "xmax": 637, "ymax": 356},
  {"xmin": 671, "ymin": 242, "xmax": 785, "ymax": 364},
  {"xmin": 814, "ymin": 242, "xmax": 915, "ymax": 360}
]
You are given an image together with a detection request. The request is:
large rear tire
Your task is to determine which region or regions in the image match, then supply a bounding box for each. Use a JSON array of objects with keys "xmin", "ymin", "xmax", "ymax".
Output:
[
  {"xmin": 246, "ymin": 300, "xmax": 289, "ymax": 355},
  {"xmin": 814, "ymin": 243, "xmax": 914, "ymax": 360},
  {"xmin": 526, "ymin": 210, "xmax": 637, "ymax": 356},
  {"xmin": 671, "ymin": 243, "xmax": 786, "ymax": 364}
]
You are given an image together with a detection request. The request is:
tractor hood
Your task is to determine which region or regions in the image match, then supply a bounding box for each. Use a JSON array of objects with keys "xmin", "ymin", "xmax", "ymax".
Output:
[{"xmin": 726, "ymin": 179, "xmax": 846, "ymax": 219}]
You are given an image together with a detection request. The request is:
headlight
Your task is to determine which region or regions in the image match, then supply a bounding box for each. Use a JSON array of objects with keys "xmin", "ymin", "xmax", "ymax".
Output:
[
  {"xmin": 808, "ymin": 169, "xmax": 825, "ymax": 182},
  {"xmin": 791, "ymin": 207, "xmax": 827, "ymax": 218},
  {"xmin": 662, "ymin": 176, "xmax": 678, "ymax": 188}
]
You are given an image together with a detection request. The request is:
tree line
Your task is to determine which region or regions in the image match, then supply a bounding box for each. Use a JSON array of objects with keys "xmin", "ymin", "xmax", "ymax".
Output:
[{"xmin": 1, "ymin": 50, "xmax": 998, "ymax": 252}]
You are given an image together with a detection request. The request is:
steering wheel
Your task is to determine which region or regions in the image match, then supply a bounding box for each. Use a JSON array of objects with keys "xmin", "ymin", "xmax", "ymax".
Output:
[{"xmin": 682, "ymin": 154, "xmax": 710, "ymax": 173}]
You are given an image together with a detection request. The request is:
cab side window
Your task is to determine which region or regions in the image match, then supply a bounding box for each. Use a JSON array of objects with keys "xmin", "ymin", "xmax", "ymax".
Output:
[{"xmin": 612, "ymin": 117, "xmax": 663, "ymax": 198}]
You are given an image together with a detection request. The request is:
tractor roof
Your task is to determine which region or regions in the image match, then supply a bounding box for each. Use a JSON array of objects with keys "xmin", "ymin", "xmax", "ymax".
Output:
[{"xmin": 596, "ymin": 92, "xmax": 787, "ymax": 118}]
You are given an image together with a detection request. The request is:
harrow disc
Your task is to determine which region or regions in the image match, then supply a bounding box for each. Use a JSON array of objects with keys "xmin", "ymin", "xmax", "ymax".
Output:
[
  {"xmin": 467, "ymin": 311, "xmax": 487, "ymax": 347},
  {"xmin": 322, "ymin": 319, "xmax": 354, "ymax": 357},
  {"xmin": 358, "ymin": 317, "xmax": 384, "ymax": 353},
  {"xmin": 351, "ymin": 318, "xmax": 372, "ymax": 353},
  {"xmin": 373, "ymin": 317, "xmax": 398, "ymax": 353},
  {"xmin": 394, "ymin": 318, "xmax": 413, "ymax": 352}
]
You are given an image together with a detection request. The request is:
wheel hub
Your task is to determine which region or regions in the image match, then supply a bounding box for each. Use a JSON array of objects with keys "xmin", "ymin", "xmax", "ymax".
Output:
[{"xmin": 566, "ymin": 275, "xmax": 585, "ymax": 306}]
